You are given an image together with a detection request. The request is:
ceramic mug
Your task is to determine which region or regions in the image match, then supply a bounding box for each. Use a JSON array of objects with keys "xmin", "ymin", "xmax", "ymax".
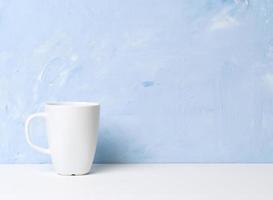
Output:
[{"xmin": 24, "ymin": 102, "xmax": 100, "ymax": 175}]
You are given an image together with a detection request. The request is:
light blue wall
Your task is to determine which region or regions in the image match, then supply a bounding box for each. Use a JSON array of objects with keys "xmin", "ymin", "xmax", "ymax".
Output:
[{"xmin": 0, "ymin": 0, "xmax": 273, "ymax": 163}]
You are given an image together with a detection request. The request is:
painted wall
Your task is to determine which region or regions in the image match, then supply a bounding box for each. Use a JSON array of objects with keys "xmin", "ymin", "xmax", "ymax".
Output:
[{"xmin": 0, "ymin": 0, "xmax": 273, "ymax": 163}]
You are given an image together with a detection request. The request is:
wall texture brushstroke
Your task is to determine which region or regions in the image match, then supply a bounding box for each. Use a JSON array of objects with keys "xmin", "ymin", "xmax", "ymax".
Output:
[{"xmin": 0, "ymin": 0, "xmax": 272, "ymax": 163}]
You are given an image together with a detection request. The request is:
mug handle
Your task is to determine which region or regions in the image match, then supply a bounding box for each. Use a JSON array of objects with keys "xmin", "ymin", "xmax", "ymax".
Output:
[{"xmin": 25, "ymin": 112, "xmax": 50, "ymax": 155}]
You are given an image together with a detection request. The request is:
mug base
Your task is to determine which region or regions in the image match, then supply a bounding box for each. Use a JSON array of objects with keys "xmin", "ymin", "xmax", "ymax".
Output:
[{"xmin": 57, "ymin": 171, "xmax": 90, "ymax": 176}]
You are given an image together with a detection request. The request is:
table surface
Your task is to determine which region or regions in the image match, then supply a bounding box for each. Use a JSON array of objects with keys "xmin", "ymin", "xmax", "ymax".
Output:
[{"xmin": 0, "ymin": 164, "xmax": 272, "ymax": 200}]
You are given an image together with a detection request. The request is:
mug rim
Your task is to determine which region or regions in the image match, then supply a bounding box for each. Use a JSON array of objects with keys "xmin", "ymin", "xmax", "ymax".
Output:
[{"xmin": 46, "ymin": 101, "xmax": 100, "ymax": 107}]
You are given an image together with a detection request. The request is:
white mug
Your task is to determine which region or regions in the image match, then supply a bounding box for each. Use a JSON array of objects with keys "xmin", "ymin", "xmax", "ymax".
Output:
[{"xmin": 25, "ymin": 102, "xmax": 100, "ymax": 175}]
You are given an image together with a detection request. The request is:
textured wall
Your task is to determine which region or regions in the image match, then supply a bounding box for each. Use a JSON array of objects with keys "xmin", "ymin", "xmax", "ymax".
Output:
[{"xmin": 0, "ymin": 0, "xmax": 273, "ymax": 163}]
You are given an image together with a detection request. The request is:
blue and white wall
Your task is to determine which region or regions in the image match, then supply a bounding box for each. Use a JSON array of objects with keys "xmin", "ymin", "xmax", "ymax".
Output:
[{"xmin": 0, "ymin": 0, "xmax": 273, "ymax": 163}]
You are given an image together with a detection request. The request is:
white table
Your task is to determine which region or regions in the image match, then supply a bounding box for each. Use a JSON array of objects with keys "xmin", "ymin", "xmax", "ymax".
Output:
[{"xmin": 0, "ymin": 164, "xmax": 272, "ymax": 200}]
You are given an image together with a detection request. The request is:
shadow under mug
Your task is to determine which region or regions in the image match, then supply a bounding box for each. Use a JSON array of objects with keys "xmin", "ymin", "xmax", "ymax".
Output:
[{"xmin": 24, "ymin": 102, "xmax": 100, "ymax": 176}]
